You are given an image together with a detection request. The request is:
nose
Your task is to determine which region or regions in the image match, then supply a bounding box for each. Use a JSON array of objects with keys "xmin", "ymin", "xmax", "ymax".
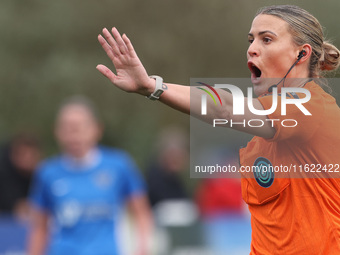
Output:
[{"xmin": 247, "ymin": 41, "xmax": 260, "ymax": 58}]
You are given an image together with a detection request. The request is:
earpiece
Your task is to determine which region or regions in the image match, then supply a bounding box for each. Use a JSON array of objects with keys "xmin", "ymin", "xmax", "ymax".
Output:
[{"xmin": 297, "ymin": 50, "xmax": 307, "ymax": 60}]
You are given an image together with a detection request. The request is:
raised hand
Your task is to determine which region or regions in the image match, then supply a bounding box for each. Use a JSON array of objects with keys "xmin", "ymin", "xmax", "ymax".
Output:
[{"xmin": 96, "ymin": 27, "xmax": 155, "ymax": 96}]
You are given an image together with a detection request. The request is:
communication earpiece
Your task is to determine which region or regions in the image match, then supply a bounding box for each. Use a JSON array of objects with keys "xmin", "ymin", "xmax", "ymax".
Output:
[{"xmin": 297, "ymin": 50, "xmax": 307, "ymax": 60}]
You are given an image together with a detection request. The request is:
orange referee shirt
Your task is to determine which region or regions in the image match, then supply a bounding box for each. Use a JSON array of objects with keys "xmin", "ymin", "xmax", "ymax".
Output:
[{"xmin": 239, "ymin": 81, "xmax": 340, "ymax": 254}]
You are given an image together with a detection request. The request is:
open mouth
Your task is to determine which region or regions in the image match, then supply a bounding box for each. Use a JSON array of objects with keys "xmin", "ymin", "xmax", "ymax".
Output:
[{"xmin": 248, "ymin": 62, "xmax": 262, "ymax": 79}]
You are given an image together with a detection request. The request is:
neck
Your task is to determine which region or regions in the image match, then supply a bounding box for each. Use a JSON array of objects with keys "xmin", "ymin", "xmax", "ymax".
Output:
[
  {"xmin": 67, "ymin": 148, "xmax": 94, "ymax": 160},
  {"xmin": 281, "ymin": 77, "xmax": 312, "ymax": 88},
  {"xmin": 63, "ymin": 147, "xmax": 100, "ymax": 169}
]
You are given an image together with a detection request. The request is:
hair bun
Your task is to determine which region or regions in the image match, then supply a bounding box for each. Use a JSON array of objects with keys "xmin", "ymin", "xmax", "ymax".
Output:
[{"xmin": 320, "ymin": 42, "xmax": 340, "ymax": 71}]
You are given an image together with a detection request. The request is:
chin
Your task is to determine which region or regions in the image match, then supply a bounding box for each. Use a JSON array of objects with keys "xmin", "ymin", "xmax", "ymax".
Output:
[
  {"xmin": 253, "ymin": 85, "xmax": 267, "ymax": 97},
  {"xmin": 65, "ymin": 146, "xmax": 86, "ymax": 158},
  {"xmin": 253, "ymin": 78, "xmax": 276, "ymax": 96}
]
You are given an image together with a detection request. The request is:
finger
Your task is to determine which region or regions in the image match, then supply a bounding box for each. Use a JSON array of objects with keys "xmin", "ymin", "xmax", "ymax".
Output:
[
  {"xmin": 111, "ymin": 27, "xmax": 128, "ymax": 55},
  {"xmin": 122, "ymin": 34, "xmax": 137, "ymax": 57},
  {"xmin": 102, "ymin": 28, "xmax": 121, "ymax": 56},
  {"xmin": 96, "ymin": 64, "xmax": 117, "ymax": 84},
  {"xmin": 98, "ymin": 35, "xmax": 116, "ymax": 60}
]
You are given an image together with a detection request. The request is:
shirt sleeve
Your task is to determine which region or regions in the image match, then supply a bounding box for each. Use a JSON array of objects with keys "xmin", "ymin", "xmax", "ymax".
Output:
[
  {"xmin": 258, "ymin": 87, "xmax": 325, "ymax": 142},
  {"xmin": 118, "ymin": 152, "xmax": 146, "ymax": 200},
  {"xmin": 29, "ymin": 164, "xmax": 52, "ymax": 211}
]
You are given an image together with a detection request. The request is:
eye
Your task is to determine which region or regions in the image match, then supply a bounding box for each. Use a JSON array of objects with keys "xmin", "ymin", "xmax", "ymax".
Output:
[
  {"xmin": 248, "ymin": 38, "xmax": 254, "ymax": 44},
  {"xmin": 263, "ymin": 37, "xmax": 272, "ymax": 43}
]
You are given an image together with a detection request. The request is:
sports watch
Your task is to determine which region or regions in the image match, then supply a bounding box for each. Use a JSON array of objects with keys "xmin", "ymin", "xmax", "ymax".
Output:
[{"xmin": 146, "ymin": 75, "xmax": 166, "ymax": 100}]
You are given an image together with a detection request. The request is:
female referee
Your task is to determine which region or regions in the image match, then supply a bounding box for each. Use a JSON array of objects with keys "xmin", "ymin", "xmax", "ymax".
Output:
[{"xmin": 96, "ymin": 5, "xmax": 340, "ymax": 255}]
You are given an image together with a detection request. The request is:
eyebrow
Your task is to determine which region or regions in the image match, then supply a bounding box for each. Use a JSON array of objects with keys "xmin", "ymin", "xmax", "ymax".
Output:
[{"xmin": 248, "ymin": 30, "xmax": 278, "ymax": 37}]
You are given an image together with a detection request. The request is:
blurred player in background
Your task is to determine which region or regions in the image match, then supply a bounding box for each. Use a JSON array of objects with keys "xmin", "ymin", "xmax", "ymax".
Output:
[
  {"xmin": 146, "ymin": 127, "xmax": 189, "ymax": 207},
  {"xmin": 0, "ymin": 133, "xmax": 41, "ymax": 219},
  {"xmin": 28, "ymin": 96, "xmax": 152, "ymax": 255}
]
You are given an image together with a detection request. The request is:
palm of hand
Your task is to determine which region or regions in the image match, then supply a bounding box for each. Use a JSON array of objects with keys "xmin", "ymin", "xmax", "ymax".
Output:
[{"xmin": 97, "ymin": 27, "xmax": 153, "ymax": 95}]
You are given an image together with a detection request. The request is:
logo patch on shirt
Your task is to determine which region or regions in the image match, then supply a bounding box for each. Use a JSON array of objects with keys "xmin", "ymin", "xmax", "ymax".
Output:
[
  {"xmin": 253, "ymin": 157, "xmax": 274, "ymax": 188},
  {"xmin": 56, "ymin": 200, "xmax": 82, "ymax": 227}
]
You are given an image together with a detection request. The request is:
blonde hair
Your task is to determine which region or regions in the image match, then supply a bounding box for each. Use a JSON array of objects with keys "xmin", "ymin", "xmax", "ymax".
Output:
[
  {"xmin": 57, "ymin": 95, "xmax": 101, "ymax": 124},
  {"xmin": 256, "ymin": 5, "xmax": 340, "ymax": 78}
]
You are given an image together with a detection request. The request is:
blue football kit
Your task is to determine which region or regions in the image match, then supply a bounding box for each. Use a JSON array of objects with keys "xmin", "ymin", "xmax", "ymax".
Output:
[{"xmin": 30, "ymin": 146, "xmax": 145, "ymax": 255}]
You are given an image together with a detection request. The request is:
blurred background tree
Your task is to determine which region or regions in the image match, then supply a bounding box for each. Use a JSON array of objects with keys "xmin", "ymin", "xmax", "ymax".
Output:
[{"xmin": 1, "ymin": 0, "xmax": 339, "ymax": 170}]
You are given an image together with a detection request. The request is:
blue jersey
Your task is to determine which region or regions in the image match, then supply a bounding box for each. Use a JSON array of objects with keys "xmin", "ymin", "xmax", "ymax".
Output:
[{"xmin": 29, "ymin": 146, "xmax": 145, "ymax": 255}]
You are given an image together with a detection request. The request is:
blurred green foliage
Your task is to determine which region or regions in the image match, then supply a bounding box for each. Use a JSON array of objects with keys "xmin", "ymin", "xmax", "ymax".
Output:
[{"xmin": 1, "ymin": 0, "xmax": 340, "ymax": 170}]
